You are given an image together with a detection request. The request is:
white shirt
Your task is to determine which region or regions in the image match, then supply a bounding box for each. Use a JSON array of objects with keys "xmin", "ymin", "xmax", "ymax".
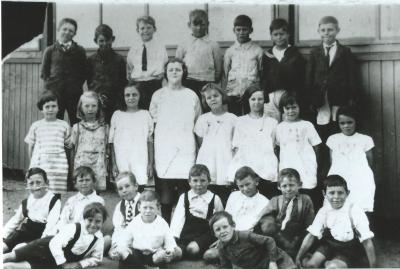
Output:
[
  {"xmin": 225, "ymin": 191, "xmax": 269, "ymax": 231},
  {"xmin": 170, "ymin": 190, "xmax": 224, "ymax": 238},
  {"xmin": 3, "ymin": 191, "xmax": 61, "ymax": 238},
  {"xmin": 126, "ymin": 38, "xmax": 168, "ymax": 81},
  {"xmin": 57, "ymin": 192, "xmax": 104, "ymax": 232},
  {"xmin": 50, "ymin": 222, "xmax": 104, "ymax": 268},
  {"xmin": 307, "ymin": 200, "xmax": 374, "ymax": 242},
  {"xmin": 272, "ymin": 45, "xmax": 289, "ymax": 62},
  {"xmin": 323, "ymin": 41, "xmax": 337, "ymax": 67},
  {"xmin": 117, "ymin": 215, "xmax": 177, "ymax": 259}
]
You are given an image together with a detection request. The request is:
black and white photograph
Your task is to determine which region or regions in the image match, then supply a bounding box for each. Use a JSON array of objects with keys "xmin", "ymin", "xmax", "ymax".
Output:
[{"xmin": 2, "ymin": 1, "xmax": 400, "ymax": 268}]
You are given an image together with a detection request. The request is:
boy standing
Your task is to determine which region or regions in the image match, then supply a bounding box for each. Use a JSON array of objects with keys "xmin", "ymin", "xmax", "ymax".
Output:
[
  {"xmin": 224, "ymin": 15, "xmax": 263, "ymax": 116},
  {"xmin": 127, "ymin": 16, "xmax": 168, "ymax": 109},
  {"xmin": 261, "ymin": 18, "xmax": 306, "ymax": 121},
  {"xmin": 41, "ymin": 18, "xmax": 86, "ymax": 125},
  {"xmin": 175, "ymin": 9, "xmax": 223, "ymax": 102},
  {"xmin": 87, "ymin": 24, "xmax": 127, "ymax": 123},
  {"xmin": 170, "ymin": 164, "xmax": 224, "ymax": 259},
  {"xmin": 296, "ymin": 175, "xmax": 376, "ymax": 268}
]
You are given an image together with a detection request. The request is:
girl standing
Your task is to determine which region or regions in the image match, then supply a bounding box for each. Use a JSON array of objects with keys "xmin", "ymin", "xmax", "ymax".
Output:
[
  {"xmin": 109, "ymin": 82, "xmax": 154, "ymax": 191},
  {"xmin": 276, "ymin": 91, "xmax": 322, "ymax": 208},
  {"xmin": 71, "ymin": 91, "xmax": 108, "ymax": 191},
  {"xmin": 327, "ymin": 106, "xmax": 375, "ymax": 212},
  {"xmin": 25, "ymin": 91, "xmax": 71, "ymax": 194},
  {"xmin": 195, "ymin": 83, "xmax": 237, "ymax": 204},
  {"xmin": 227, "ymin": 85, "xmax": 279, "ymax": 199},
  {"xmin": 149, "ymin": 58, "xmax": 202, "ymax": 223}
]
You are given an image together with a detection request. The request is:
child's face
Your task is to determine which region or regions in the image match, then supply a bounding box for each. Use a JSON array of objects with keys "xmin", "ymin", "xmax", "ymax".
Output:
[
  {"xmin": 116, "ymin": 176, "xmax": 138, "ymax": 201},
  {"xmin": 189, "ymin": 17, "xmax": 208, "ymax": 38},
  {"xmin": 84, "ymin": 213, "xmax": 104, "ymax": 234},
  {"xmin": 249, "ymin": 91, "xmax": 264, "ymax": 114},
  {"xmin": 137, "ymin": 21, "xmax": 155, "ymax": 42},
  {"xmin": 81, "ymin": 97, "xmax": 98, "ymax": 121},
  {"xmin": 324, "ymin": 185, "xmax": 348, "ymax": 209},
  {"xmin": 283, "ymin": 103, "xmax": 300, "ymax": 122},
  {"xmin": 233, "ymin": 26, "xmax": 252, "ymax": 44},
  {"xmin": 318, "ymin": 23, "xmax": 340, "ymax": 45},
  {"xmin": 75, "ymin": 174, "xmax": 95, "ymax": 196},
  {"xmin": 338, "ymin": 115, "xmax": 356, "ymax": 136},
  {"xmin": 236, "ymin": 176, "xmax": 258, "ymax": 197},
  {"xmin": 189, "ymin": 173, "xmax": 209, "ymax": 195},
  {"xmin": 139, "ymin": 200, "xmax": 159, "ymax": 223},
  {"xmin": 96, "ymin": 34, "xmax": 113, "ymax": 51},
  {"xmin": 42, "ymin": 101, "xmax": 59, "ymax": 121},
  {"xmin": 204, "ymin": 89, "xmax": 223, "ymax": 112},
  {"xmin": 278, "ymin": 176, "xmax": 301, "ymax": 200},
  {"xmin": 166, "ymin": 62, "xmax": 184, "ymax": 84},
  {"xmin": 271, "ymin": 28, "xmax": 289, "ymax": 48},
  {"xmin": 27, "ymin": 174, "xmax": 47, "ymax": 199},
  {"xmin": 57, "ymin": 22, "xmax": 76, "ymax": 43},
  {"xmin": 124, "ymin": 87, "xmax": 140, "ymax": 110},
  {"xmin": 212, "ymin": 217, "xmax": 235, "ymax": 243}
]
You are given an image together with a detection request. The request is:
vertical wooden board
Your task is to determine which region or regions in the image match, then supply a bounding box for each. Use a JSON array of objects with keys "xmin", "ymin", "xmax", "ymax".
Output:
[
  {"xmin": 19, "ymin": 64, "xmax": 27, "ymax": 170},
  {"xmin": 2, "ymin": 64, "xmax": 10, "ymax": 165},
  {"xmin": 359, "ymin": 61, "xmax": 370, "ymax": 133},
  {"xmin": 381, "ymin": 61, "xmax": 396, "ymax": 215},
  {"xmin": 9, "ymin": 63, "xmax": 17, "ymax": 169},
  {"xmin": 23, "ymin": 64, "xmax": 33, "ymax": 170},
  {"xmin": 394, "ymin": 61, "xmax": 400, "ymax": 213}
]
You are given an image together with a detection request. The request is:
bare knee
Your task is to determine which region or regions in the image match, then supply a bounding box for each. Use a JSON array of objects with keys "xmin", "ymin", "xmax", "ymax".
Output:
[
  {"xmin": 203, "ymin": 248, "xmax": 219, "ymax": 262},
  {"xmin": 325, "ymin": 259, "xmax": 348, "ymax": 269},
  {"xmin": 186, "ymin": 241, "xmax": 200, "ymax": 256}
]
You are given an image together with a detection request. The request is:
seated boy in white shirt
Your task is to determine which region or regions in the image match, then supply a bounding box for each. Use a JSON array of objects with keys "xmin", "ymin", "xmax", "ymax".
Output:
[
  {"xmin": 106, "ymin": 172, "xmax": 141, "ymax": 256},
  {"xmin": 113, "ymin": 190, "xmax": 182, "ymax": 268},
  {"xmin": 296, "ymin": 175, "xmax": 376, "ymax": 268},
  {"xmin": 226, "ymin": 166, "xmax": 270, "ymax": 231},
  {"xmin": 170, "ymin": 164, "xmax": 224, "ymax": 259},
  {"xmin": 56, "ymin": 167, "xmax": 105, "ymax": 233}
]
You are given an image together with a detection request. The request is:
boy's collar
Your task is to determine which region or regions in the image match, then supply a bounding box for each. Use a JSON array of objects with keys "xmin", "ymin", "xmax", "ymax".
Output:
[
  {"xmin": 233, "ymin": 39, "xmax": 252, "ymax": 49},
  {"xmin": 124, "ymin": 192, "xmax": 140, "ymax": 204},
  {"xmin": 77, "ymin": 191, "xmax": 96, "ymax": 200},
  {"xmin": 190, "ymin": 34, "xmax": 209, "ymax": 41},
  {"xmin": 322, "ymin": 40, "xmax": 338, "ymax": 48}
]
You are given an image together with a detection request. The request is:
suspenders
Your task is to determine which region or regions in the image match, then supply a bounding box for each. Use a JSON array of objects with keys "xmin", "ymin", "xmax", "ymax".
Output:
[
  {"xmin": 21, "ymin": 194, "xmax": 61, "ymax": 218},
  {"xmin": 63, "ymin": 223, "xmax": 98, "ymax": 260}
]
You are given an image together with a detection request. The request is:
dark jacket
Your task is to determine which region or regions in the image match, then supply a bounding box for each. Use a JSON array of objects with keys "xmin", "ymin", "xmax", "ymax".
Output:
[
  {"xmin": 306, "ymin": 42, "xmax": 357, "ymax": 108},
  {"xmin": 40, "ymin": 41, "xmax": 87, "ymax": 95}
]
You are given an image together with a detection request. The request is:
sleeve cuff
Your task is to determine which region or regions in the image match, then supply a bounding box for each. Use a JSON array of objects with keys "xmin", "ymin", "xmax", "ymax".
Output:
[
  {"xmin": 307, "ymin": 226, "xmax": 322, "ymax": 240},
  {"xmin": 54, "ymin": 255, "xmax": 66, "ymax": 265}
]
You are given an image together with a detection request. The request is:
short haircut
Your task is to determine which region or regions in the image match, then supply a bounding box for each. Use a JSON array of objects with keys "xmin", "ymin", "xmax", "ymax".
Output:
[
  {"xmin": 57, "ymin": 18, "xmax": 78, "ymax": 32},
  {"xmin": 136, "ymin": 15, "xmax": 156, "ymax": 30},
  {"xmin": 200, "ymin": 83, "xmax": 228, "ymax": 109},
  {"xmin": 83, "ymin": 202, "xmax": 108, "ymax": 221},
  {"xmin": 234, "ymin": 166, "xmax": 259, "ymax": 183},
  {"xmin": 73, "ymin": 166, "xmax": 97, "ymax": 184},
  {"xmin": 189, "ymin": 9, "xmax": 208, "ymax": 23},
  {"xmin": 164, "ymin": 58, "xmax": 188, "ymax": 82},
  {"xmin": 116, "ymin": 171, "xmax": 138, "ymax": 186},
  {"xmin": 76, "ymin": 91, "xmax": 104, "ymax": 122},
  {"xmin": 37, "ymin": 91, "xmax": 58, "ymax": 110},
  {"xmin": 336, "ymin": 106, "xmax": 358, "ymax": 123},
  {"xmin": 138, "ymin": 190, "xmax": 160, "ymax": 204},
  {"xmin": 189, "ymin": 164, "xmax": 211, "ymax": 182},
  {"xmin": 94, "ymin": 24, "xmax": 113, "ymax": 41},
  {"xmin": 209, "ymin": 211, "xmax": 235, "ymax": 230},
  {"xmin": 234, "ymin": 14, "xmax": 252, "ymax": 28},
  {"xmin": 242, "ymin": 84, "xmax": 265, "ymax": 114},
  {"xmin": 278, "ymin": 168, "xmax": 301, "ymax": 186},
  {"xmin": 26, "ymin": 167, "xmax": 48, "ymax": 184},
  {"xmin": 319, "ymin": 16, "xmax": 339, "ymax": 27},
  {"xmin": 121, "ymin": 81, "xmax": 145, "ymax": 111},
  {"xmin": 323, "ymin": 175, "xmax": 349, "ymax": 193},
  {"xmin": 278, "ymin": 91, "xmax": 301, "ymax": 114},
  {"xmin": 269, "ymin": 18, "xmax": 289, "ymax": 33}
]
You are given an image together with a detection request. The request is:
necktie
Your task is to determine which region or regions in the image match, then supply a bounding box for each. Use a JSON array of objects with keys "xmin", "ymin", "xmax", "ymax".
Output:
[
  {"xmin": 142, "ymin": 44, "xmax": 147, "ymax": 71},
  {"xmin": 326, "ymin": 46, "xmax": 332, "ymax": 67},
  {"xmin": 126, "ymin": 201, "xmax": 134, "ymax": 222},
  {"xmin": 281, "ymin": 198, "xmax": 294, "ymax": 231}
]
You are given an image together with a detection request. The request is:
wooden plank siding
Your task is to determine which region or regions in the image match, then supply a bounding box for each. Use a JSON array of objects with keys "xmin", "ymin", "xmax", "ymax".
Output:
[{"xmin": 2, "ymin": 49, "xmax": 400, "ymax": 219}]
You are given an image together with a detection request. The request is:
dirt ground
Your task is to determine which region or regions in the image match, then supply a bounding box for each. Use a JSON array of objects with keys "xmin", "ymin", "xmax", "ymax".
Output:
[{"xmin": 2, "ymin": 176, "xmax": 400, "ymax": 268}]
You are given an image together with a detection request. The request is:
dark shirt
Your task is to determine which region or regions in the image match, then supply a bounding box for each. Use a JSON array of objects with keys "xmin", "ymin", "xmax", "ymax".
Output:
[
  {"xmin": 86, "ymin": 49, "xmax": 127, "ymax": 101},
  {"xmin": 40, "ymin": 41, "xmax": 86, "ymax": 94},
  {"xmin": 261, "ymin": 46, "xmax": 306, "ymax": 95},
  {"xmin": 218, "ymin": 231, "xmax": 279, "ymax": 269}
]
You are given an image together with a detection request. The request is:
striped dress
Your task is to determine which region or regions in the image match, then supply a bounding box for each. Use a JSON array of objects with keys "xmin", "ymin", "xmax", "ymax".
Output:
[{"xmin": 25, "ymin": 119, "xmax": 71, "ymax": 194}]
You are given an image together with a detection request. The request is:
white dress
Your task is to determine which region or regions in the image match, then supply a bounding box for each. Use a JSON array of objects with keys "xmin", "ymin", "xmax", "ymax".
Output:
[
  {"xmin": 327, "ymin": 132, "xmax": 375, "ymax": 212},
  {"xmin": 195, "ymin": 112, "xmax": 237, "ymax": 185},
  {"xmin": 276, "ymin": 120, "xmax": 321, "ymax": 189},
  {"xmin": 149, "ymin": 87, "xmax": 201, "ymax": 179},
  {"xmin": 109, "ymin": 110, "xmax": 153, "ymax": 185},
  {"xmin": 227, "ymin": 115, "xmax": 278, "ymax": 182}
]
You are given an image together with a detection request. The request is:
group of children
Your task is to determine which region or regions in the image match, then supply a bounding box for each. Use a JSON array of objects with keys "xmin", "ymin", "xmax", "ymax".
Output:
[{"xmin": 3, "ymin": 7, "xmax": 379, "ymax": 269}]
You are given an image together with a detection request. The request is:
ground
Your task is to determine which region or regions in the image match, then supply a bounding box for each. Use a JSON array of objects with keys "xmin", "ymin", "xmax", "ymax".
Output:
[{"xmin": 2, "ymin": 176, "xmax": 400, "ymax": 268}]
